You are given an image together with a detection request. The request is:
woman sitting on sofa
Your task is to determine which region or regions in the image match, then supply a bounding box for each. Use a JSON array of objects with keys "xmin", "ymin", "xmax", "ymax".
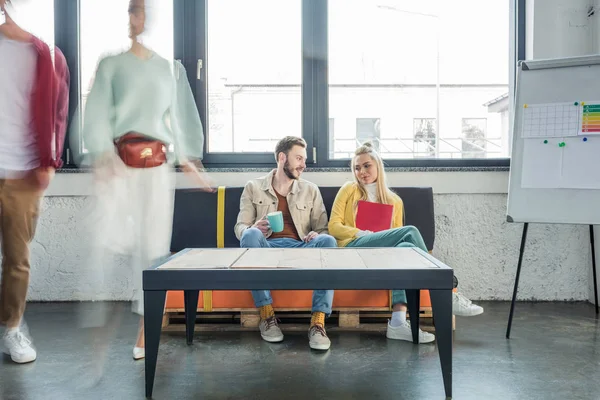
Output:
[{"xmin": 328, "ymin": 142, "xmax": 483, "ymax": 343}]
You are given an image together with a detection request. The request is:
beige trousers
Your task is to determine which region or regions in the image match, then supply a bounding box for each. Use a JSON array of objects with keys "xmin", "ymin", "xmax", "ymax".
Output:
[{"xmin": 0, "ymin": 178, "xmax": 43, "ymax": 328}]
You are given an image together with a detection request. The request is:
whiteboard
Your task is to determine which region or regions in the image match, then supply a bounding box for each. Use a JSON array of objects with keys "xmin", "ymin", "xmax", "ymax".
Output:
[{"xmin": 507, "ymin": 55, "xmax": 600, "ymax": 224}]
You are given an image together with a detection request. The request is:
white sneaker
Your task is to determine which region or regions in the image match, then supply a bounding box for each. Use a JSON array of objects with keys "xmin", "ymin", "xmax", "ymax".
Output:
[
  {"xmin": 3, "ymin": 328, "xmax": 37, "ymax": 364},
  {"xmin": 386, "ymin": 320, "xmax": 435, "ymax": 344},
  {"xmin": 453, "ymin": 292, "xmax": 484, "ymax": 316},
  {"xmin": 259, "ymin": 316, "xmax": 284, "ymax": 343}
]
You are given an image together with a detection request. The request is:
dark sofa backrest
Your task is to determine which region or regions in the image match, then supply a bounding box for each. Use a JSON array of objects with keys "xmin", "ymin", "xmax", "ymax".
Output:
[{"xmin": 170, "ymin": 186, "xmax": 435, "ymax": 252}]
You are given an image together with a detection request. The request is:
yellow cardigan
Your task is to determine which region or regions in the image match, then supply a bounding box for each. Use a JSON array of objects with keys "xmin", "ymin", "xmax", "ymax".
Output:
[{"xmin": 328, "ymin": 181, "xmax": 404, "ymax": 247}]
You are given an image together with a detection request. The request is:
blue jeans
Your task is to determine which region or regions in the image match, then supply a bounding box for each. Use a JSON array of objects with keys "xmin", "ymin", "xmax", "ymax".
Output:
[
  {"xmin": 240, "ymin": 228, "xmax": 336, "ymax": 315},
  {"xmin": 346, "ymin": 226, "xmax": 427, "ymax": 306}
]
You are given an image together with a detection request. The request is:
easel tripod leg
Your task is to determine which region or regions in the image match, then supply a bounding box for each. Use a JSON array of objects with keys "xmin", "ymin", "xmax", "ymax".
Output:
[
  {"xmin": 507, "ymin": 223, "xmax": 528, "ymax": 339},
  {"xmin": 590, "ymin": 225, "xmax": 599, "ymax": 314}
]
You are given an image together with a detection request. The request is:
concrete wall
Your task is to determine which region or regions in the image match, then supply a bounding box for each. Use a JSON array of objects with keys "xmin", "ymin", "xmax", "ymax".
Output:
[{"xmin": 24, "ymin": 170, "xmax": 593, "ymax": 303}]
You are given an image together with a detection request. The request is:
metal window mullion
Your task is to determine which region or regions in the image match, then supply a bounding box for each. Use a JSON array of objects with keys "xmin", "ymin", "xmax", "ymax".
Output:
[{"xmin": 54, "ymin": 0, "xmax": 80, "ymax": 167}]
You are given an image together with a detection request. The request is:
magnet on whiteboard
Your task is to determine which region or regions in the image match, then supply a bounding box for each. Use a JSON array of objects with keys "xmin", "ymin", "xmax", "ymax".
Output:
[{"xmin": 524, "ymin": 104, "xmax": 528, "ymax": 108}]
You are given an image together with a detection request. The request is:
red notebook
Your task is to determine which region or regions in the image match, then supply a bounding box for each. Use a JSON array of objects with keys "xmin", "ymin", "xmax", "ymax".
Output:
[{"xmin": 355, "ymin": 200, "xmax": 394, "ymax": 232}]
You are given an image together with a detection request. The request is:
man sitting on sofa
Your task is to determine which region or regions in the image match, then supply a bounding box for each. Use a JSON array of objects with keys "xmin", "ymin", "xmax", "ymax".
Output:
[{"xmin": 234, "ymin": 136, "xmax": 336, "ymax": 351}]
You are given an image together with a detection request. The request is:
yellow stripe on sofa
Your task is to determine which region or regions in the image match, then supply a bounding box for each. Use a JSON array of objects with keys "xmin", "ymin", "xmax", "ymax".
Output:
[{"xmin": 203, "ymin": 186, "xmax": 226, "ymax": 312}]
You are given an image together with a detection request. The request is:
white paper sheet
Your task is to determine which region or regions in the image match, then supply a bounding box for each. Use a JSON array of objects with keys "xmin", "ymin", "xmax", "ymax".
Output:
[
  {"xmin": 521, "ymin": 138, "xmax": 563, "ymax": 189},
  {"xmin": 521, "ymin": 102, "xmax": 580, "ymax": 139},
  {"xmin": 560, "ymin": 136, "xmax": 600, "ymax": 189}
]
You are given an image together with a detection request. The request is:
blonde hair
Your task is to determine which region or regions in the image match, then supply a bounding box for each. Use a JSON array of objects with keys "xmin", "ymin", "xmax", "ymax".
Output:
[{"xmin": 351, "ymin": 142, "xmax": 398, "ymax": 205}]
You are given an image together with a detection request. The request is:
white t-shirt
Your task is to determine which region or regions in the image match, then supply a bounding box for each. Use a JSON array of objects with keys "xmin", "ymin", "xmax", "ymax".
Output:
[
  {"xmin": 364, "ymin": 182, "xmax": 378, "ymax": 202},
  {"xmin": 0, "ymin": 33, "xmax": 40, "ymax": 177}
]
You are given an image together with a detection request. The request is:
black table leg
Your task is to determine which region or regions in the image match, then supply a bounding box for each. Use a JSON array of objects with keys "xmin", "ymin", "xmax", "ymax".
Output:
[
  {"xmin": 184, "ymin": 290, "xmax": 199, "ymax": 344},
  {"xmin": 430, "ymin": 289, "xmax": 453, "ymax": 399},
  {"xmin": 144, "ymin": 290, "xmax": 166, "ymax": 399},
  {"xmin": 590, "ymin": 225, "xmax": 599, "ymax": 314},
  {"xmin": 406, "ymin": 289, "xmax": 421, "ymax": 344},
  {"xmin": 506, "ymin": 223, "xmax": 529, "ymax": 339}
]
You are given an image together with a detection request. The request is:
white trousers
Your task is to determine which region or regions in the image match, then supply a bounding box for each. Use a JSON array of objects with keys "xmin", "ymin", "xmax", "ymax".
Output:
[{"xmin": 84, "ymin": 161, "xmax": 174, "ymax": 318}]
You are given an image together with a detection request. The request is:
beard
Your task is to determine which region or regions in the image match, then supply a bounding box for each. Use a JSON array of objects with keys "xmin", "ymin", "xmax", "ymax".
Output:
[{"xmin": 283, "ymin": 160, "xmax": 302, "ymax": 180}]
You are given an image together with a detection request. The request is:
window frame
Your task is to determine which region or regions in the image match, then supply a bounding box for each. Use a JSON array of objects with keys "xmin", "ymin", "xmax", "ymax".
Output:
[
  {"xmin": 58, "ymin": 0, "xmax": 523, "ymax": 169},
  {"xmin": 54, "ymin": 0, "xmax": 80, "ymax": 167}
]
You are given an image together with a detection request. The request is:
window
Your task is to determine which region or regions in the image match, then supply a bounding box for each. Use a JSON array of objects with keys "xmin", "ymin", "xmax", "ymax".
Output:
[
  {"xmin": 327, "ymin": 0, "xmax": 509, "ymax": 162},
  {"xmin": 356, "ymin": 118, "xmax": 381, "ymax": 152},
  {"xmin": 461, "ymin": 118, "xmax": 487, "ymax": 159},
  {"xmin": 413, "ymin": 118, "xmax": 437, "ymax": 158},
  {"xmin": 4, "ymin": 1, "xmax": 54, "ymax": 46},
  {"xmin": 206, "ymin": 0, "xmax": 302, "ymax": 153},
  {"xmin": 57, "ymin": 0, "xmax": 520, "ymax": 168}
]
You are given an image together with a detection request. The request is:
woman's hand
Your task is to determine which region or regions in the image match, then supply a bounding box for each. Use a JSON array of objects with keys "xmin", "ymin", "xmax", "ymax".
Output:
[
  {"xmin": 355, "ymin": 230, "xmax": 373, "ymax": 238},
  {"xmin": 181, "ymin": 160, "xmax": 216, "ymax": 192},
  {"xmin": 93, "ymin": 152, "xmax": 125, "ymax": 182}
]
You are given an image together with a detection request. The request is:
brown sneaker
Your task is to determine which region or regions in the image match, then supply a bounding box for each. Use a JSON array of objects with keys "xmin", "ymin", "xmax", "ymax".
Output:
[
  {"xmin": 308, "ymin": 325, "xmax": 331, "ymax": 350},
  {"xmin": 259, "ymin": 316, "xmax": 284, "ymax": 343}
]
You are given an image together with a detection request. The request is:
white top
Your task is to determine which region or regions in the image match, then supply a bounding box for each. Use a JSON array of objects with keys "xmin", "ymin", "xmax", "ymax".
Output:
[
  {"xmin": 364, "ymin": 182, "xmax": 377, "ymax": 202},
  {"xmin": 0, "ymin": 33, "xmax": 40, "ymax": 177}
]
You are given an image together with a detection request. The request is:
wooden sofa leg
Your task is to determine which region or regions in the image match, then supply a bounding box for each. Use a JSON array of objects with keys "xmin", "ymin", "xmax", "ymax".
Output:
[
  {"xmin": 240, "ymin": 311, "xmax": 260, "ymax": 328},
  {"xmin": 161, "ymin": 313, "xmax": 170, "ymax": 329},
  {"xmin": 338, "ymin": 311, "xmax": 360, "ymax": 328}
]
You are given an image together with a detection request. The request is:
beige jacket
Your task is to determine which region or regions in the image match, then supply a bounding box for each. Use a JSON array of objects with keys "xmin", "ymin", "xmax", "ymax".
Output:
[{"xmin": 234, "ymin": 170, "xmax": 329, "ymax": 241}]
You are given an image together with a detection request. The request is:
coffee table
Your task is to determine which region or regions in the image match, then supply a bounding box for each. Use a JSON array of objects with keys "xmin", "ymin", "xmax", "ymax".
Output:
[{"xmin": 143, "ymin": 247, "xmax": 454, "ymax": 398}]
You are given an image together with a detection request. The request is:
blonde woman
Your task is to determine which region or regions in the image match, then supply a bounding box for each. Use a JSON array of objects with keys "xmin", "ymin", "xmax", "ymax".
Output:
[{"xmin": 329, "ymin": 142, "xmax": 483, "ymax": 343}]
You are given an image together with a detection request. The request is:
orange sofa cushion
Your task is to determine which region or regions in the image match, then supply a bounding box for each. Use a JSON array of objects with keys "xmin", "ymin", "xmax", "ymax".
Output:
[{"xmin": 165, "ymin": 289, "xmax": 435, "ymax": 310}]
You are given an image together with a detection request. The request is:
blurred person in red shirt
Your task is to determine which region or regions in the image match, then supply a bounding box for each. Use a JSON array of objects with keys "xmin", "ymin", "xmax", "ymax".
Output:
[{"xmin": 0, "ymin": 0, "xmax": 70, "ymax": 363}]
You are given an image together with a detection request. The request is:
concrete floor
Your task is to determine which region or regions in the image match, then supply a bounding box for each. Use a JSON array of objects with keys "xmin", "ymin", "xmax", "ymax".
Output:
[{"xmin": 1, "ymin": 301, "xmax": 599, "ymax": 400}]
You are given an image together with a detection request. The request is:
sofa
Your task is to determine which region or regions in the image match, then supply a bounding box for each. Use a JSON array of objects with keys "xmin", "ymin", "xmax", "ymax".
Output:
[{"xmin": 165, "ymin": 185, "xmax": 436, "ymax": 314}]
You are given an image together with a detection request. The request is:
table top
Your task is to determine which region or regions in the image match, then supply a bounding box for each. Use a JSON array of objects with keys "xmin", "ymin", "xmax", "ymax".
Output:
[{"xmin": 156, "ymin": 247, "xmax": 449, "ymax": 271}]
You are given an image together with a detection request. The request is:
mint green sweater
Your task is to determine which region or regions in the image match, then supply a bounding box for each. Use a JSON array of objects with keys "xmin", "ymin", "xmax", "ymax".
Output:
[{"xmin": 81, "ymin": 51, "xmax": 203, "ymax": 163}]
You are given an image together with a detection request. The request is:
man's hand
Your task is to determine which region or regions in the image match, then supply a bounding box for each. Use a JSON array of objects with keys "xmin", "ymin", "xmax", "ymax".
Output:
[
  {"xmin": 252, "ymin": 216, "xmax": 270, "ymax": 236},
  {"xmin": 32, "ymin": 167, "xmax": 55, "ymax": 190},
  {"xmin": 181, "ymin": 161, "xmax": 216, "ymax": 193},
  {"xmin": 303, "ymin": 231, "xmax": 319, "ymax": 243}
]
